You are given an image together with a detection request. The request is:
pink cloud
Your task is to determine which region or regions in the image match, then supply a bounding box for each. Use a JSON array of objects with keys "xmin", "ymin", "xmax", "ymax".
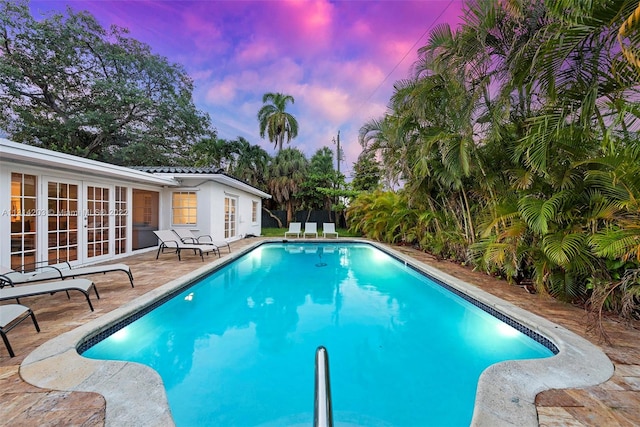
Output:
[
  {"xmin": 29, "ymin": 0, "xmax": 466, "ymax": 174},
  {"xmin": 310, "ymin": 60, "xmax": 387, "ymax": 95},
  {"xmin": 205, "ymin": 80, "xmax": 239, "ymax": 105},
  {"xmin": 202, "ymin": 58, "xmax": 305, "ymax": 107},
  {"xmin": 232, "ymin": 0, "xmax": 336, "ymax": 58},
  {"xmin": 299, "ymin": 85, "xmax": 352, "ymax": 123},
  {"xmin": 350, "ymin": 19, "xmax": 372, "ymax": 38},
  {"xmin": 288, "ymin": 0, "xmax": 333, "ymax": 34},
  {"xmin": 235, "ymin": 40, "xmax": 279, "ymax": 65}
]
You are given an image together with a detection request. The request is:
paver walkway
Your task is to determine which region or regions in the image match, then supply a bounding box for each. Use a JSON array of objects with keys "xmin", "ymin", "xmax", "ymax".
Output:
[{"xmin": 1, "ymin": 238, "xmax": 638, "ymax": 426}]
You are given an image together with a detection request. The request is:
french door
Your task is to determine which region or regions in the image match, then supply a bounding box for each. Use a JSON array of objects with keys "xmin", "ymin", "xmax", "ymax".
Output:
[
  {"xmin": 45, "ymin": 178, "xmax": 80, "ymax": 265},
  {"xmin": 85, "ymin": 184, "xmax": 111, "ymax": 261},
  {"xmin": 44, "ymin": 178, "xmax": 116, "ymax": 265},
  {"xmin": 224, "ymin": 196, "xmax": 237, "ymax": 239}
]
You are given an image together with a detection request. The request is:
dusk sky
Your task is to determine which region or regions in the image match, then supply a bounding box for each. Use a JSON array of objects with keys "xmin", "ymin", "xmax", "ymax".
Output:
[{"xmin": 29, "ymin": 0, "xmax": 464, "ymax": 176}]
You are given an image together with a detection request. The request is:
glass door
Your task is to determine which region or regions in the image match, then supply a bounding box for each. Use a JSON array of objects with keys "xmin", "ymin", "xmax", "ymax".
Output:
[
  {"xmin": 132, "ymin": 189, "xmax": 159, "ymax": 249},
  {"xmin": 224, "ymin": 196, "xmax": 237, "ymax": 239},
  {"xmin": 11, "ymin": 173, "xmax": 38, "ymax": 269},
  {"xmin": 85, "ymin": 184, "xmax": 111, "ymax": 261},
  {"xmin": 45, "ymin": 178, "xmax": 80, "ymax": 266}
]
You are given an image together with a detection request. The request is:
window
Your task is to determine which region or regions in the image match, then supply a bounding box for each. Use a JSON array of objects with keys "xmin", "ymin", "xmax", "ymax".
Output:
[
  {"xmin": 172, "ymin": 192, "xmax": 197, "ymax": 225},
  {"xmin": 252, "ymin": 201, "xmax": 258, "ymax": 223},
  {"xmin": 10, "ymin": 173, "xmax": 37, "ymax": 269},
  {"xmin": 224, "ymin": 196, "xmax": 237, "ymax": 239}
]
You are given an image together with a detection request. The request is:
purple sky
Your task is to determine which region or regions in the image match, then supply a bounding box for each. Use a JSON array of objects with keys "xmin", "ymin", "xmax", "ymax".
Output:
[{"xmin": 29, "ymin": 0, "xmax": 463, "ymax": 176}]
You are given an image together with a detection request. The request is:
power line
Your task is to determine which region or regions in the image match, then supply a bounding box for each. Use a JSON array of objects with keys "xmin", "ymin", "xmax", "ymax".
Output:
[
  {"xmin": 337, "ymin": 0, "xmax": 457, "ymax": 178},
  {"xmin": 349, "ymin": 0, "xmax": 456, "ymax": 119}
]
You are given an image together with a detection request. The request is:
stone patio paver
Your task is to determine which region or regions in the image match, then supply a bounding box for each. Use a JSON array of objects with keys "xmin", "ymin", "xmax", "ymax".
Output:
[{"xmin": 1, "ymin": 238, "xmax": 639, "ymax": 426}]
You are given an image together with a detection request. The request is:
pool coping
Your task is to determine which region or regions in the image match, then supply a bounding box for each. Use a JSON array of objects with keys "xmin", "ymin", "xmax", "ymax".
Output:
[{"xmin": 19, "ymin": 239, "xmax": 614, "ymax": 426}]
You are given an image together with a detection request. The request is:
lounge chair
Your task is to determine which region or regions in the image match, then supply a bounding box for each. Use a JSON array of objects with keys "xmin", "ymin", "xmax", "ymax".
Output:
[
  {"xmin": 0, "ymin": 278, "xmax": 99, "ymax": 312},
  {"xmin": 322, "ymin": 223, "xmax": 339, "ymax": 238},
  {"xmin": 303, "ymin": 223, "xmax": 318, "ymax": 238},
  {"xmin": 1, "ymin": 261, "xmax": 134, "ymax": 288},
  {"xmin": 0, "ymin": 267, "xmax": 43, "ymax": 287},
  {"xmin": 153, "ymin": 230, "xmax": 218, "ymax": 261},
  {"xmin": 1, "ymin": 304, "xmax": 40, "ymax": 357},
  {"xmin": 284, "ymin": 222, "xmax": 302, "ymax": 238},
  {"xmin": 172, "ymin": 229, "xmax": 230, "ymax": 255}
]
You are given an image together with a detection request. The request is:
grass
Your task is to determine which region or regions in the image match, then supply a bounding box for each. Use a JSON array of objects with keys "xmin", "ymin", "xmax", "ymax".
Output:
[{"xmin": 260, "ymin": 227, "xmax": 361, "ymax": 238}]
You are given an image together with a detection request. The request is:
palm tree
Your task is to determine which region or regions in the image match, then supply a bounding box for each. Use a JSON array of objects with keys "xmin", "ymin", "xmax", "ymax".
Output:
[
  {"xmin": 268, "ymin": 148, "xmax": 308, "ymax": 223},
  {"xmin": 359, "ymin": 115, "xmax": 409, "ymax": 189},
  {"xmin": 232, "ymin": 137, "xmax": 271, "ymax": 190},
  {"xmin": 191, "ymin": 137, "xmax": 236, "ymax": 172},
  {"xmin": 257, "ymin": 92, "xmax": 299, "ymax": 151},
  {"xmin": 347, "ymin": 0, "xmax": 640, "ymax": 325}
]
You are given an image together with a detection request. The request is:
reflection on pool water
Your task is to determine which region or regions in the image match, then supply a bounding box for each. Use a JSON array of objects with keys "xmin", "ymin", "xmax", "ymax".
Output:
[{"xmin": 82, "ymin": 243, "xmax": 554, "ymax": 426}]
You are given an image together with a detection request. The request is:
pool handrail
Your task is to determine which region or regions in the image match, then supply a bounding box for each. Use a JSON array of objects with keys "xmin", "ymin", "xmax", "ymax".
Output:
[{"xmin": 314, "ymin": 346, "xmax": 334, "ymax": 427}]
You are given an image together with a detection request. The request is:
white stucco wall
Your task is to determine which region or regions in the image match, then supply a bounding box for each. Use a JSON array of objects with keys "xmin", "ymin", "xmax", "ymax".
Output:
[
  {"xmin": 1, "ymin": 140, "xmax": 270, "ymax": 267},
  {"xmin": 0, "ymin": 160, "xmax": 167, "ymax": 267},
  {"xmin": 167, "ymin": 178, "xmax": 263, "ymax": 242}
]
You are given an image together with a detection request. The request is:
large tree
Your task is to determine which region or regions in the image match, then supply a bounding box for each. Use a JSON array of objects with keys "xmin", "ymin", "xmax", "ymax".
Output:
[
  {"xmin": 299, "ymin": 147, "xmax": 340, "ymax": 212},
  {"xmin": 351, "ymin": 150, "xmax": 381, "ymax": 192},
  {"xmin": 0, "ymin": 0, "xmax": 212, "ymax": 165},
  {"xmin": 257, "ymin": 92, "xmax": 299, "ymax": 151}
]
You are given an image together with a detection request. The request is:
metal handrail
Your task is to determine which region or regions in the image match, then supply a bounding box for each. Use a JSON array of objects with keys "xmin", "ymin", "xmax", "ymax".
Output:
[{"xmin": 314, "ymin": 346, "xmax": 334, "ymax": 427}]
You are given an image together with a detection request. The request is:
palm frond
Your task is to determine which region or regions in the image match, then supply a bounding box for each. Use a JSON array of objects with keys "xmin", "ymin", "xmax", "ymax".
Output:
[{"xmin": 518, "ymin": 192, "xmax": 567, "ymax": 234}]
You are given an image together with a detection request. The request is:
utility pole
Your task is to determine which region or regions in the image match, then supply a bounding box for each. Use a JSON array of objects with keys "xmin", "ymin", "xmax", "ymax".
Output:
[
  {"xmin": 332, "ymin": 130, "xmax": 342, "ymax": 224},
  {"xmin": 333, "ymin": 130, "xmax": 341, "ymax": 175}
]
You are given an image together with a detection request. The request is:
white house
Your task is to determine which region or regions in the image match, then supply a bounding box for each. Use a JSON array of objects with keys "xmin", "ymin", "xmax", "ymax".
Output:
[{"xmin": 0, "ymin": 138, "xmax": 271, "ymax": 270}]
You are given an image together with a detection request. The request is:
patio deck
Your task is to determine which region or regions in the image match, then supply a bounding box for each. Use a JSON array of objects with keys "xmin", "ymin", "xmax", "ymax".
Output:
[{"xmin": 1, "ymin": 237, "xmax": 639, "ymax": 426}]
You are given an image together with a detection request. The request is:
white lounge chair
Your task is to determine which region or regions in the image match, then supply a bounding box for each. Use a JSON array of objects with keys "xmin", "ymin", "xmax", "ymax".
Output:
[
  {"xmin": 303, "ymin": 223, "xmax": 318, "ymax": 238},
  {"xmin": 1, "ymin": 261, "xmax": 134, "ymax": 288},
  {"xmin": 322, "ymin": 223, "xmax": 339, "ymax": 238},
  {"xmin": 153, "ymin": 230, "xmax": 218, "ymax": 261},
  {"xmin": 284, "ymin": 222, "xmax": 301, "ymax": 238},
  {"xmin": 0, "ymin": 278, "xmax": 99, "ymax": 312},
  {"xmin": 1, "ymin": 304, "xmax": 40, "ymax": 357},
  {"xmin": 172, "ymin": 228, "xmax": 230, "ymax": 255}
]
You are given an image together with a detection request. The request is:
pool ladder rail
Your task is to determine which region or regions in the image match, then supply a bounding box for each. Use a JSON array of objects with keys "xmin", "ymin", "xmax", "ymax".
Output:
[{"xmin": 314, "ymin": 346, "xmax": 334, "ymax": 427}]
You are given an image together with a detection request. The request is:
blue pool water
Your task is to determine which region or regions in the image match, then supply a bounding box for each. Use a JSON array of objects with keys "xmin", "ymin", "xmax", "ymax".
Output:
[{"xmin": 82, "ymin": 243, "xmax": 554, "ymax": 426}]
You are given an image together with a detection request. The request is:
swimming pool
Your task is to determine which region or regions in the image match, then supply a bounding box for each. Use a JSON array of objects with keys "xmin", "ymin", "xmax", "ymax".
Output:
[{"xmin": 81, "ymin": 242, "xmax": 555, "ymax": 426}]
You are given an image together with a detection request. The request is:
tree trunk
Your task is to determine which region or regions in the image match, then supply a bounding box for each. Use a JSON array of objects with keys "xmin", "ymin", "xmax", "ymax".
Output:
[
  {"xmin": 286, "ymin": 200, "xmax": 294, "ymax": 224},
  {"xmin": 262, "ymin": 207, "xmax": 283, "ymax": 228}
]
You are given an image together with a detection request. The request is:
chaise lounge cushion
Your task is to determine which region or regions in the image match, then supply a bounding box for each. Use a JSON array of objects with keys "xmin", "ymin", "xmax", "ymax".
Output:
[
  {"xmin": 0, "ymin": 304, "xmax": 40, "ymax": 357},
  {"xmin": 0, "ymin": 263, "xmax": 133, "ymax": 287},
  {"xmin": 153, "ymin": 230, "xmax": 218, "ymax": 261},
  {"xmin": 303, "ymin": 223, "xmax": 318, "ymax": 238},
  {"xmin": 284, "ymin": 222, "xmax": 302, "ymax": 238},
  {"xmin": 0, "ymin": 279, "xmax": 99, "ymax": 311},
  {"xmin": 172, "ymin": 229, "xmax": 230, "ymax": 255},
  {"xmin": 322, "ymin": 223, "xmax": 339, "ymax": 238}
]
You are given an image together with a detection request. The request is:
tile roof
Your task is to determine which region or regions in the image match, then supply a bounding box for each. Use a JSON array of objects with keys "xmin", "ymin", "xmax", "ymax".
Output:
[
  {"xmin": 131, "ymin": 166, "xmax": 224, "ymax": 174},
  {"xmin": 131, "ymin": 165, "xmax": 271, "ymax": 198}
]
